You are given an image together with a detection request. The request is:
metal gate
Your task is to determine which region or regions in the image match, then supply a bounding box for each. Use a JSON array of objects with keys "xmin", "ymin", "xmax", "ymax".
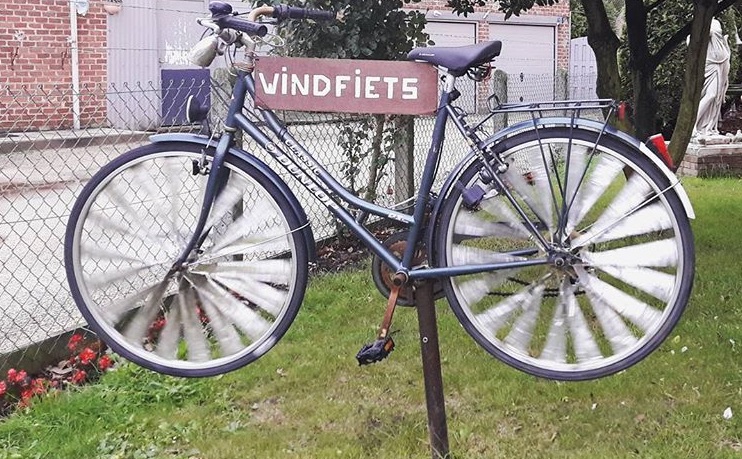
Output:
[{"xmin": 569, "ymin": 37, "xmax": 598, "ymax": 100}]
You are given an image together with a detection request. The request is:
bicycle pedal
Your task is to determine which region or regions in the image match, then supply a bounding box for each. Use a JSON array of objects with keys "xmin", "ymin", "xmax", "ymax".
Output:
[{"xmin": 356, "ymin": 336, "xmax": 395, "ymax": 366}]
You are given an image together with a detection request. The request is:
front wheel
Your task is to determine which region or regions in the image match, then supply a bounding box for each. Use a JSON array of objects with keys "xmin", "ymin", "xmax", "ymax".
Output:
[
  {"xmin": 435, "ymin": 128, "xmax": 695, "ymax": 381},
  {"xmin": 65, "ymin": 142, "xmax": 309, "ymax": 377}
]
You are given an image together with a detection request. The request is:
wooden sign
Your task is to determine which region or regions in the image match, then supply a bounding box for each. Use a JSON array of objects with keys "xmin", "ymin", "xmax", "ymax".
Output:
[{"xmin": 253, "ymin": 57, "xmax": 438, "ymax": 115}]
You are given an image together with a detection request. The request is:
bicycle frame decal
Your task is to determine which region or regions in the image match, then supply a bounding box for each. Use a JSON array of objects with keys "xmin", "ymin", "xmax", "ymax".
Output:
[
  {"xmin": 253, "ymin": 57, "xmax": 438, "ymax": 115},
  {"xmin": 272, "ymin": 149, "xmax": 338, "ymax": 210}
]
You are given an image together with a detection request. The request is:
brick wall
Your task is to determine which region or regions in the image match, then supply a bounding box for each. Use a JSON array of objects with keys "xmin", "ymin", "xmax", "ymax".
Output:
[
  {"xmin": 0, "ymin": 0, "xmax": 108, "ymax": 131},
  {"xmin": 416, "ymin": 0, "xmax": 571, "ymax": 70}
]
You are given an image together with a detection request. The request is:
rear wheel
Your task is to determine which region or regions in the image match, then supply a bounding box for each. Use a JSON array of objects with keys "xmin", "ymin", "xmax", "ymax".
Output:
[
  {"xmin": 435, "ymin": 128, "xmax": 694, "ymax": 380},
  {"xmin": 65, "ymin": 142, "xmax": 309, "ymax": 377}
]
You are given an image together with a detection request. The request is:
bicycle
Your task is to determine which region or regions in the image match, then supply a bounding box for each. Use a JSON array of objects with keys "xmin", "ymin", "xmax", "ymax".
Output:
[{"xmin": 64, "ymin": 1, "xmax": 696, "ymax": 381}]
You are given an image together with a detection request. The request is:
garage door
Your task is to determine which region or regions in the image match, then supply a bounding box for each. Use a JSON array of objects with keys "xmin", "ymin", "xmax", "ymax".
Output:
[
  {"xmin": 424, "ymin": 21, "xmax": 478, "ymax": 113},
  {"xmin": 489, "ymin": 23, "xmax": 555, "ymax": 104}
]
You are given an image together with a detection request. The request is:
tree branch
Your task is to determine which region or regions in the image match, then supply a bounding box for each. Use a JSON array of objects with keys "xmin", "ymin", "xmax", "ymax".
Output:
[{"xmin": 649, "ymin": 0, "xmax": 739, "ymax": 70}]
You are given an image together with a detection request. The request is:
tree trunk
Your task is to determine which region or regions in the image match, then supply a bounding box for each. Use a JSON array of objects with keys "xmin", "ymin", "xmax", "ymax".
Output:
[
  {"xmin": 669, "ymin": 0, "xmax": 718, "ymax": 165},
  {"xmin": 631, "ymin": 69, "xmax": 658, "ymax": 141},
  {"xmin": 625, "ymin": 0, "xmax": 657, "ymax": 141},
  {"xmin": 364, "ymin": 114, "xmax": 386, "ymax": 202},
  {"xmin": 580, "ymin": 0, "xmax": 632, "ymax": 132},
  {"xmin": 581, "ymin": 0, "xmax": 621, "ymax": 100}
]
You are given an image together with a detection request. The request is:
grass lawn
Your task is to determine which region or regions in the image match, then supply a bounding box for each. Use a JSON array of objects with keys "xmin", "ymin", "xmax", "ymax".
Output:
[{"xmin": 1, "ymin": 177, "xmax": 741, "ymax": 459}]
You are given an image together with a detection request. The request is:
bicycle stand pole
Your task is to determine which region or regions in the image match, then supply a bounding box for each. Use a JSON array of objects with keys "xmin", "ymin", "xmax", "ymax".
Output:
[{"xmin": 415, "ymin": 279, "xmax": 450, "ymax": 459}]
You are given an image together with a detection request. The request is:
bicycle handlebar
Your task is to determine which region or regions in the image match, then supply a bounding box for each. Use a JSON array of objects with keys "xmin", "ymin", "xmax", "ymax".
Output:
[
  {"xmin": 215, "ymin": 15, "xmax": 268, "ymax": 38},
  {"xmin": 205, "ymin": 1, "xmax": 339, "ymax": 39},
  {"xmin": 271, "ymin": 4, "xmax": 338, "ymax": 22},
  {"xmin": 190, "ymin": 2, "xmax": 340, "ymax": 68}
]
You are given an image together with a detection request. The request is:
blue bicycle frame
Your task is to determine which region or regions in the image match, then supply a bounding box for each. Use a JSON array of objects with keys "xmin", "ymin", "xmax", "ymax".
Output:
[{"xmin": 176, "ymin": 69, "xmax": 550, "ymax": 283}]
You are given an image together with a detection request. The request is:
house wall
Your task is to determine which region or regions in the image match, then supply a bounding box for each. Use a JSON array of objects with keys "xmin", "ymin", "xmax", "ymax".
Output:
[
  {"xmin": 0, "ymin": 0, "xmax": 108, "ymax": 131},
  {"xmin": 416, "ymin": 0, "xmax": 571, "ymax": 70}
]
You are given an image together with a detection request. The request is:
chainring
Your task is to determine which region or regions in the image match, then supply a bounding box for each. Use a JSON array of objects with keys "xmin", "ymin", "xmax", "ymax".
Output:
[{"xmin": 371, "ymin": 231, "xmax": 444, "ymax": 306}]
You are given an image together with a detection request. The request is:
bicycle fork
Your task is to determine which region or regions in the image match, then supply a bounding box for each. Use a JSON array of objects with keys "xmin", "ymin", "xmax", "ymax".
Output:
[{"xmin": 171, "ymin": 133, "xmax": 234, "ymax": 272}]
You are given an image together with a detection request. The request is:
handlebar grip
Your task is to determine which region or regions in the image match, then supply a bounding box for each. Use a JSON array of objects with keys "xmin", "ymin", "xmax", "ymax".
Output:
[
  {"xmin": 272, "ymin": 4, "xmax": 336, "ymax": 22},
  {"xmin": 216, "ymin": 15, "xmax": 268, "ymax": 37}
]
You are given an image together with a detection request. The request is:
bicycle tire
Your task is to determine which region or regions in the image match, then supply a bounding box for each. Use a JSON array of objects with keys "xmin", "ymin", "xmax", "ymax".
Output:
[
  {"xmin": 435, "ymin": 127, "xmax": 695, "ymax": 381},
  {"xmin": 65, "ymin": 142, "xmax": 309, "ymax": 377}
]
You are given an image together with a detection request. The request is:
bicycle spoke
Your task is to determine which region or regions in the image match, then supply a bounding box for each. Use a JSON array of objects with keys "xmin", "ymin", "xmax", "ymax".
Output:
[
  {"xmin": 85, "ymin": 262, "xmax": 169, "ymax": 291},
  {"xmin": 503, "ymin": 164, "xmax": 553, "ymax": 232},
  {"xmin": 81, "ymin": 241, "xmax": 170, "ymax": 267},
  {"xmin": 572, "ymin": 201, "xmax": 673, "ymax": 246},
  {"xmin": 154, "ymin": 301, "xmax": 182, "ymax": 360},
  {"xmin": 451, "ymin": 245, "xmax": 527, "ymax": 265},
  {"xmin": 101, "ymin": 281, "xmax": 166, "ymax": 324},
  {"xmin": 594, "ymin": 266, "xmax": 675, "ymax": 302},
  {"xmin": 588, "ymin": 289, "xmax": 639, "ymax": 355},
  {"xmin": 561, "ymin": 280, "xmax": 603, "ymax": 362},
  {"xmin": 193, "ymin": 259, "xmax": 292, "ymax": 284},
  {"xmin": 194, "ymin": 277, "xmax": 272, "ymax": 342},
  {"xmin": 205, "ymin": 177, "xmax": 249, "ymax": 230},
  {"xmin": 565, "ymin": 153, "xmax": 624, "ymax": 235},
  {"xmin": 580, "ymin": 238, "xmax": 678, "ymax": 267},
  {"xmin": 502, "ymin": 284, "xmax": 546, "ymax": 353},
  {"xmin": 122, "ymin": 280, "xmax": 169, "ymax": 345},
  {"xmin": 540, "ymin": 298, "xmax": 568, "ymax": 363},
  {"xmin": 163, "ymin": 158, "xmax": 187, "ymax": 239},
  {"xmin": 179, "ymin": 285, "xmax": 212, "ymax": 362},
  {"xmin": 479, "ymin": 197, "xmax": 535, "ymax": 239},
  {"xmin": 453, "ymin": 210, "xmax": 531, "ymax": 239},
  {"xmin": 102, "ymin": 182, "xmax": 167, "ymax": 244},
  {"xmin": 207, "ymin": 197, "xmax": 278, "ymax": 253},
  {"xmin": 130, "ymin": 159, "xmax": 189, "ymax": 244},
  {"xmin": 87, "ymin": 208, "xmax": 166, "ymax": 249},
  {"xmin": 581, "ymin": 171, "xmax": 653, "ymax": 229},
  {"xmin": 475, "ymin": 280, "xmax": 547, "ymax": 334},
  {"xmin": 202, "ymin": 225, "xmax": 291, "ymax": 260},
  {"xmin": 577, "ymin": 266, "xmax": 662, "ymax": 334},
  {"xmin": 455, "ymin": 271, "xmax": 516, "ymax": 306},
  {"xmin": 200, "ymin": 270, "xmax": 287, "ymax": 316}
]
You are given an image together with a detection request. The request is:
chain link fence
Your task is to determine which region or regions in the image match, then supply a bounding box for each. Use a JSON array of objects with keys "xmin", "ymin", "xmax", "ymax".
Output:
[{"xmin": 1, "ymin": 71, "xmax": 565, "ymax": 373}]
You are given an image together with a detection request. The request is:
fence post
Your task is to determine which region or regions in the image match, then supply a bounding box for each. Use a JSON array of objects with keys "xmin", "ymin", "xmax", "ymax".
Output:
[
  {"xmin": 394, "ymin": 115, "xmax": 415, "ymax": 208},
  {"xmin": 491, "ymin": 69, "xmax": 508, "ymax": 131}
]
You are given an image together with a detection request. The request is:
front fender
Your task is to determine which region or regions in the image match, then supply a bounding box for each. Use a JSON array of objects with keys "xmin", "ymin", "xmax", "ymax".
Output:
[{"xmin": 150, "ymin": 133, "xmax": 317, "ymax": 262}]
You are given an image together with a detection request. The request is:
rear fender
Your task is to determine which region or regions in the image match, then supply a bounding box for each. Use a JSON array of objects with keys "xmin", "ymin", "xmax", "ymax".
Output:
[{"xmin": 426, "ymin": 118, "xmax": 695, "ymax": 264}]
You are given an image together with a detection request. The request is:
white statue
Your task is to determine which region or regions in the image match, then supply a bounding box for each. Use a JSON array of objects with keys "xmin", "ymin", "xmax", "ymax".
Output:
[{"xmin": 693, "ymin": 19, "xmax": 731, "ymax": 140}]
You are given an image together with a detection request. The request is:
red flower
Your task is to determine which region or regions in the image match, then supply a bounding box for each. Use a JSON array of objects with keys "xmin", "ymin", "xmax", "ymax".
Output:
[
  {"xmin": 71, "ymin": 370, "xmax": 87, "ymax": 384},
  {"xmin": 67, "ymin": 333, "xmax": 84, "ymax": 351},
  {"xmin": 20, "ymin": 387, "xmax": 33, "ymax": 401},
  {"xmin": 30, "ymin": 379, "xmax": 45, "ymax": 396},
  {"xmin": 78, "ymin": 347, "xmax": 97, "ymax": 365},
  {"xmin": 0, "ymin": 380, "xmax": 6, "ymax": 397},
  {"xmin": 97, "ymin": 355, "xmax": 113, "ymax": 371},
  {"xmin": 6, "ymin": 369, "xmax": 27, "ymax": 385}
]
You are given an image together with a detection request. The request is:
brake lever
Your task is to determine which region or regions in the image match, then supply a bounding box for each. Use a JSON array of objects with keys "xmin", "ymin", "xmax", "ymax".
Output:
[{"xmin": 197, "ymin": 17, "xmax": 221, "ymax": 33}]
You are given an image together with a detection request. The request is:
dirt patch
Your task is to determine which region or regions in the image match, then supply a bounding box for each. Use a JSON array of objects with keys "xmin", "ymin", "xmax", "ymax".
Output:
[
  {"xmin": 312, "ymin": 223, "xmax": 402, "ymax": 274},
  {"xmin": 248, "ymin": 397, "xmax": 287, "ymax": 425}
]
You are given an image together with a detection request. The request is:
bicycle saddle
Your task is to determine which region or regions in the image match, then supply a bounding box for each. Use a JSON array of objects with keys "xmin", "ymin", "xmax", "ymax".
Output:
[{"xmin": 407, "ymin": 41, "xmax": 502, "ymax": 77}]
